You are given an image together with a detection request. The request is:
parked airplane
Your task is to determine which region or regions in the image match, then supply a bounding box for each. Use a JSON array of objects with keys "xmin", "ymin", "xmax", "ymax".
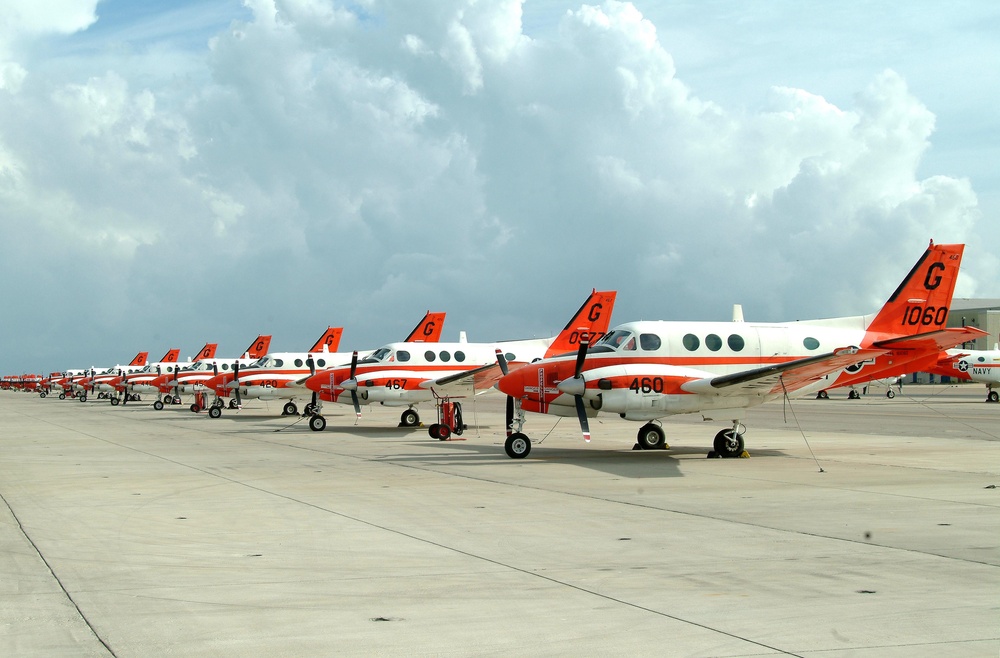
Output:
[
  {"xmin": 209, "ymin": 313, "xmax": 445, "ymax": 418},
  {"xmin": 496, "ymin": 241, "xmax": 980, "ymax": 459},
  {"xmin": 294, "ymin": 290, "xmax": 617, "ymax": 434},
  {"xmin": 109, "ymin": 348, "xmax": 183, "ymax": 405},
  {"xmin": 162, "ymin": 335, "xmax": 272, "ymax": 412},
  {"xmin": 70, "ymin": 352, "xmax": 150, "ymax": 401},
  {"xmin": 928, "ymin": 343, "xmax": 1000, "ymax": 401}
]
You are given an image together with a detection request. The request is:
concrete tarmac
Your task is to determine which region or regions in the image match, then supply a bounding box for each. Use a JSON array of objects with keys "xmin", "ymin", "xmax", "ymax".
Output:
[{"xmin": 1, "ymin": 386, "xmax": 998, "ymax": 657}]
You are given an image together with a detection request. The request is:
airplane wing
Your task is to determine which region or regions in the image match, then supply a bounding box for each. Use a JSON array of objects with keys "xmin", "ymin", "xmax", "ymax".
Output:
[
  {"xmin": 682, "ymin": 347, "xmax": 886, "ymax": 397},
  {"xmin": 872, "ymin": 326, "xmax": 988, "ymax": 352},
  {"xmin": 419, "ymin": 362, "xmax": 505, "ymax": 397}
]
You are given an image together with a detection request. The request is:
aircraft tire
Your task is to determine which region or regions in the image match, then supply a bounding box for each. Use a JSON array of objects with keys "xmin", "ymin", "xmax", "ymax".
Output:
[
  {"xmin": 79, "ymin": 395, "xmax": 87, "ymax": 402},
  {"xmin": 886, "ymin": 390, "xmax": 895, "ymax": 399},
  {"xmin": 110, "ymin": 397, "xmax": 119, "ymax": 406},
  {"xmin": 164, "ymin": 395, "xmax": 173, "ymax": 405},
  {"xmin": 713, "ymin": 429, "xmax": 744, "ymax": 458},
  {"xmin": 816, "ymin": 390, "xmax": 829, "ymax": 400},
  {"xmin": 637, "ymin": 424, "xmax": 666, "ymax": 450},
  {"xmin": 505, "ymin": 433, "xmax": 531, "ymax": 459},
  {"xmin": 39, "ymin": 392, "xmax": 46, "ymax": 398},
  {"xmin": 153, "ymin": 400, "xmax": 164, "ymax": 411},
  {"xmin": 228, "ymin": 399, "xmax": 238, "ymax": 409},
  {"xmin": 282, "ymin": 402, "xmax": 297, "ymax": 416},
  {"xmin": 989, "ymin": 390, "xmax": 999, "ymax": 403},
  {"xmin": 304, "ymin": 403, "xmax": 316, "ymax": 416},
  {"xmin": 59, "ymin": 393, "xmax": 66, "ymax": 400},
  {"xmin": 309, "ymin": 415, "xmax": 327, "ymax": 432},
  {"xmin": 400, "ymin": 409, "xmax": 419, "ymax": 427},
  {"xmin": 208, "ymin": 406, "xmax": 222, "ymax": 419}
]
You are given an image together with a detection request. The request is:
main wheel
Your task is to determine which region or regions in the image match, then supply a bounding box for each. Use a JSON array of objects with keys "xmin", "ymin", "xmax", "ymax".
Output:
[
  {"xmin": 153, "ymin": 400, "xmax": 164, "ymax": 411},
  {"xmin": 309, "ymin": 415, "xmax": 327, "ymax": 432},
  {"xmin": 208, "ymin": 406, "xmax": 222, "ymax": 419},
  {"xmin": 713, "ymin": 429, "xmax": 745, "ymax": 458},
  {"xmin": 505, "ymin": 433, "xmax": 531, "ymax": 459},
  {"xmin": 989, "ymin": 390, "xmax": 999, "ymax": 403},
  {"xmin": 637, "ymin": 424, "xmax": 666, "ymax": 450},
  {"xmin": 437, "ymin": 424, "xmax": 452, "ymax": 441},
  {"xmin": 39, "ymin": 392, "xmax": 46, "ymax": 398},
  {"xmin": 282, "ymin": 402, "xmax": 297, "ymax": 416},
  {"xmin": 110, "ymin": 396, "xmax": 119, "ymax": 406},
  {"xmin": 400, "ymin": 409, "xmax": 419, "ymax": 427},
  {"xmin": 304, "ymin": 403, "xmax": 316, "ymax": 416},
  {"xmin": 163, "ymin": 395, "xmax": 173, "ymax": 405},
  {"xmin": 59, "ymin": 393, "xmax": 66, "ymax": 400},
  {"xmin": 79, "ymin": 395, "xmax": 87, "ymax": 403},
  {"xmin": 816, "ymin": 390, "xmax": 829, "ymax": 400},
  {"xmin": 848, "ymin": 389, "xmax": 860, "ymax": 400}
]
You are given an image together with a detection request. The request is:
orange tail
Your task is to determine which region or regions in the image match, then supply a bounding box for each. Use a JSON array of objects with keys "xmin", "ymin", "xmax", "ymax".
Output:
[
  {"xmin": 159, "ymin": 349, "xmax": 181, "ymax": 363},
  {"xmin": 245, "ymin": 335, "xmax": 272, "ymax": 359},
  {"xmin": 404, "ymin": 312, "xmax": 446, "ymax": 342},
  {"xmin": 309, "ymin": 327, "xmax": 343, "ymax": 353},
  {"xmin": 129, "ymin": 352, "xmax": 149, "ymax": 366},
  {"xmin": 543, "ymin": 290, "xmax": 618, "ymax": 358},
  {"xmin": 194, "ymin": 343, "xmax": 218, "ymax": 361},
  {"xmin": 865, "ymin": 241, "xmax": 964, "ymax": 338}
]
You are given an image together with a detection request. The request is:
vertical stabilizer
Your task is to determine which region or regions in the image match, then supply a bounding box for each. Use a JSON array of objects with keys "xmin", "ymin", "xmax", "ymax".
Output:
[{"xmin": 543, "ymin": 290, "xmax": 618, "ymax": 358}]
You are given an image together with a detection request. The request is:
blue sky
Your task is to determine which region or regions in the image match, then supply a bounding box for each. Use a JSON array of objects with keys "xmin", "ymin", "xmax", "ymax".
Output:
[{"xmin": 1, "ymin": 0, "xmax": 997, "ymax": 374}]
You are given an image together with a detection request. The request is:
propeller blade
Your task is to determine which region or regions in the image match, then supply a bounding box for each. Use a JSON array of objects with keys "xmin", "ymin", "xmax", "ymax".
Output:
[
  {"xmin": 233, "ymin": 362, "xmax": 242, "ymax": 407},
  {"xmin": 495, "ymin": 349, "xmax": 509, "ymax": 376},
  {"xmin": 351, "ymin": 390, "xmax": 361, "ymax": 418},
  {"xmin": 505, "ymin": 394, "xmax": 514, "ymax": 437},
  {"xmin": 349, "ymin": 352, "xmax": 360, "ymax": 418},
  {"xmin": 574, "ymin": 395, "xmax": 591, "ymax": 443},
  {"xmin": 307, "ymin": 356, "xmax": 316, "ymax": 377},
  {"xmin": 574, "ymin": 337, "xmax": 589, "ymax": 379}
]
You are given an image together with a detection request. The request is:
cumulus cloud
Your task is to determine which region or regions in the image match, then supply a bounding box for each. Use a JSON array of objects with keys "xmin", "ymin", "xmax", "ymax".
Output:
[{"xmin": 0, "ymin": 0, "xmax": 988, "ymax": 373}]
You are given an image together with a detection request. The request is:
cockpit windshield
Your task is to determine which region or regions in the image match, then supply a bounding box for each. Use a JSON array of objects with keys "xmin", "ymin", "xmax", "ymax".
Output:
[
  {"xmin": 361, "ymin": 347, "xmax": 392, "ymax": 364},
  {"xmin": 593, "ymin": 329, "xmax": 636, "ymax": 352}
]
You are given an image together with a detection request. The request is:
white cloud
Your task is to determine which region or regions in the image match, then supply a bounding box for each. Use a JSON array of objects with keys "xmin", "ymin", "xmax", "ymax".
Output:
[{"xmin": 0, "ymin": 0, "xmax": 992, "ymax": 372}]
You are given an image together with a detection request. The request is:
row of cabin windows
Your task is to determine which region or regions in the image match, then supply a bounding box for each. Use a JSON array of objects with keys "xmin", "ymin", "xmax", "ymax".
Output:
[
  {"xmin": 389, "ymin": 350, "xmax": 517, "ymax": 363},
  {"xmin": 255, "ymin": 358, "xmax": 330, "ymax": 369},
  {"xmin": 681, "ymin": 334, "xmax": 821, "ymax": 352}
]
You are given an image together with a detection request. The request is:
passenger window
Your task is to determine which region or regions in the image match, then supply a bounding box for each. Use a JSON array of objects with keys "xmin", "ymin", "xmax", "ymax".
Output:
[
  {"xmin": 706, "ymin": 334, "xmax": 722, "ymax": 351},
  {"xmin": 317, "ymin": 359, "xmax": 326, "ymax": 368},
  {"xmin": 275, "ymin": 359, "xmax": 284, "ymax": 367},
  {"xmin": 455, "ymin": 351, "xmax": 466, "ymax": 362},
  {"xmin": 425, "ymin": 351, "xmax": 436, "ymax": 362},
  {"xmin": 728, "ymin": 334, "xmax": 745, "ymax": 351},
  {"xmin": 683, "ymin": 334, "xmax": 699, "ymax": 351},
  {"xmin": 440, "ymin": 351, "xmax": 451, "ymax": 362},
  {"xmin": 294, "ymin": 359, "xmax": 303, "ymax": 367},
  {"xmin": 397, "ymin": 350, "xmax": 410, "ymax": 362},
  {"xmin": 222, "ymin": 363, "xmax": 229, "ymax": 370},
  {"xmin": 803, "ymin": 337, "xmax": 820, "ymax": 350},
  {"xmin": 639, "ymin": 334, "xmax": 661, "ymax": 351},
  {"xmin": 505, "ymin": 352, "xmax": 516, "ymax": 362}
]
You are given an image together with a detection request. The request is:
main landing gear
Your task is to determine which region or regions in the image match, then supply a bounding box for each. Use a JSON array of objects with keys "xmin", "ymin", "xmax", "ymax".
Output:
[
  {"xmin": 988, "ymin": 388, "xmax": 999, "ymax": 403},
  {"xmin": 708, "ymin": 423, "xmax": 747, "ymax": 459},
  {"xmin": 634, "ymin": 423, "xmax": 667, "ymax": 451}
]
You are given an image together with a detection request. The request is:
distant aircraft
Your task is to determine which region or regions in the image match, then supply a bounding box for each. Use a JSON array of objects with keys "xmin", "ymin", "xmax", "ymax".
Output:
[
  {"xmin": 210, "ymin": 313, "xmax": 446, "ymax": 419},
  {"xmin": 163, "ymin": 335, "xmax": 272, "ymax": 412},
  {"xmin": 294, "ymin": 290, "xmax": 617, "ymax": 435},
  {"xmin": 928, "ymin": 344, "xmax": 1000, "ymax": 402},
  {"xmin": 109, "ymin": 348, "xmax": 183, "ymax": 405},
  {"xmin": 496, "ymin": 241, "xmax": 980, "ymax": 459},
  {"xmin": 69, "ymin": 352, "xmax": 150, "ymax": 401}
]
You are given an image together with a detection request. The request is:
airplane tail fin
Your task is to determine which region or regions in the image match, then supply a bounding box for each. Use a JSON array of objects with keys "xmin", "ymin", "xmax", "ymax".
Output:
[
  {"xmin": 159, "ymin": 349, "xmax": 181, "ymax": 363},
  {"xmin": 543, "ymin": 289, "xmax": 618, "ymax": 358},
  {"xmin": 195, "ymin": 343, "xmax": 218, "ymax": 361},
  {"xmin": 129, "ymin": 352, "xmax": 149, "ymax": 366},
  {"xmin": 404, "ymin": 312, "xmax": 446, "ymax": 342},
  {"xmin": 309, "ymin": 327, "xmax": 343, "ymax": 353},
  {"xmin": 246, "ymin": 335, "xmax": 272, "ymax": 359},
  {"xmin": 865, "ymin": 241, "xmax": 964, "ymax": 338}
]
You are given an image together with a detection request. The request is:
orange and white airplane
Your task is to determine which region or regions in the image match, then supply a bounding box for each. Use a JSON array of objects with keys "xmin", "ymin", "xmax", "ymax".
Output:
[
  {"xmin": 163, "ymin": 335, "xmax": 272, "ymax": 412},
  {"xmin": 111, "ymin": 347, "xmax": 181, "ymax": 405},
  {"xmin": 495, "ymin": 241, "xmax": 984, "ymax": 459},
  {"xmin": 70, "ymin": 351, "xmax": 150, "ymax": 401},
  {"xmin": 294, "ymin": 290, "xmax": 617, "ymax": 434},
  {"xmin": 927, "ymin": 343, "xmax": 1000, "ymax": 402},
  {"xmin": 212, "ymin": 314, "xmax": 446, "ymax": 419}
]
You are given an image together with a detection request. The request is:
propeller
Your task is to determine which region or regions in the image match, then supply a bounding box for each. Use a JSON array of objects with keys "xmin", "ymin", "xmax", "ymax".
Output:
[
  {"xmin": 338, "ymin": 351, "xmax": 362, "ymax": 418},
  {"xmin": 495, "ymin": 349, "xmax": 515, "ymax": 437},
  {"xmin": 232, "ymin": 361, "xmax": 242, "ymax": 408},
  {"xmin": 306, "ymin": 356, "xmax": 318, "ymax": 413},
  {"xmin": 555, "ymin": 338, "xmax": 591, "ymax": 442}
]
